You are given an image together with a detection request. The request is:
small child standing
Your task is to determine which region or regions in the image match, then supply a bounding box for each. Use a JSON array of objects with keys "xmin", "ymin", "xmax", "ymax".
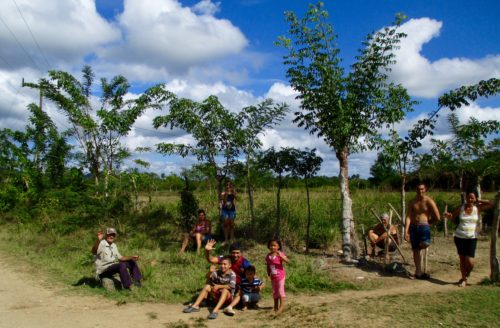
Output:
[
  {"xmin": 265, "ymin": 238, "xmax": 289, "ymax": 315},
  {"xmin": 239, "ymin": 265, "xmax": 264, "ymax": 310}
]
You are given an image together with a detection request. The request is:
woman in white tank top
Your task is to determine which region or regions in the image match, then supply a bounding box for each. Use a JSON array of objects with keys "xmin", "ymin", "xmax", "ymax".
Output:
[{"xmin": 444, "ymin": 192, "xmax": 493, "ymax": 287}]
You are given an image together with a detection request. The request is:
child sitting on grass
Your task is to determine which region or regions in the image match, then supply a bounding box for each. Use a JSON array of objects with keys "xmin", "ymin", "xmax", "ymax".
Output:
[
  {"xmin": 182, "ymin": 256, "xmax": 236, "ymax": 320},
  {"xmin": 239, "ymin": 265, "xmax": 264, "ymax": 311}
]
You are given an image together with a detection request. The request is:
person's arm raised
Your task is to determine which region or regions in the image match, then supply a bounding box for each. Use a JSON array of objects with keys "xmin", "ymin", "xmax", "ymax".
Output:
[{"xmin": 205, "ymin": 239, "xmax": 219, "ymax": 264}]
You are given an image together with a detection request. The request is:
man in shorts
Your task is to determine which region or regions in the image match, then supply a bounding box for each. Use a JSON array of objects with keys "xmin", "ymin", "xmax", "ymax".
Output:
[{"xmin": 404, "ymin": 183, "xmax": 440, "ymax": 279}]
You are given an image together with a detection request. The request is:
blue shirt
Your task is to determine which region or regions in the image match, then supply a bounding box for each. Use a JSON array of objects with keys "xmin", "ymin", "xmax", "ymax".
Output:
[{"xmin": 239, "ymin": 277, "xmax": 263, "ymax": 294}]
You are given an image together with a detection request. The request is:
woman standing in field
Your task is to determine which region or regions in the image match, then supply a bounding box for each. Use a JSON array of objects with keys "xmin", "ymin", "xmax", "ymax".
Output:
[
  {"xmin": 444, "ymin": 191, "xmax": 493, "ymax": 287},
  {"xmin": 220, "ymin": 182, "xmax": 236, "ymax": 245}
]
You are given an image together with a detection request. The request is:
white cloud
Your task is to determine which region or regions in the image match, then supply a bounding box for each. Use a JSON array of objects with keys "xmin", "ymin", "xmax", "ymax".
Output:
[
  {"xmin": 392, "ymin": 18, "xmax": 500, "ymax": 98},
  {"xmin": 97, "ymin": 0, "xmax": 248, "ymax": 75},
  {"xmin": 192, "ymin": 0, "xmax": 221, "ymax": 16},
  {"xmin": 0, "ymin": 0, "xmax": 120, "ymax": 70}
]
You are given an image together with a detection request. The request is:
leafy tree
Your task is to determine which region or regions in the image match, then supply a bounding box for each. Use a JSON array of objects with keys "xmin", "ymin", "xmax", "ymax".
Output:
[
  {"xmin": 369, "ymin": 152, "xmax": 399, "ymax": 187},
  {"xmin": 277, "ymin": 3, "xmax": 411, "ymax": 260},
  {"xmin": 259, "ymin": 147, "xmax": 296, "ymax": 237},
  {"xmin": 447, "ymin": 113, "xmax": 499, "ymax": 199},
  {"xmin": 289, "ymin": 148, "xmax": 322, "ymax": 252},
  {"xmin": 25, "ymin": 66, "xmax": 171, "ymax": 192},
  {"xmin": 237, "ymin": 99, "xmax": 288, "ymax": 230},
  {"xmin": 153, "ymin": 95, "xmax": 242, "ymax": 208}
]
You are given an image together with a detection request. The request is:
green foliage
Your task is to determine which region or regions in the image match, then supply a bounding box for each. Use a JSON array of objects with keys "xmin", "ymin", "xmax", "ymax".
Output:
[
  {"xmin": 438, "ymin": 78, "xmax": 500, "ymax": 110},
  {"xmin": 25, "ymin": 66, "xmax": 172, "ymax": 188},
  {"xmin": 0, "ymin": 184, "xmax": 19, "ymax": 213}
]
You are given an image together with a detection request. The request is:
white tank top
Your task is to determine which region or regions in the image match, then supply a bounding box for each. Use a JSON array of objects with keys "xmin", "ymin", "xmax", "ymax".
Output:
[{"xmin": 454, "ymin": 205, "xmax": 479, "ymax": 239}]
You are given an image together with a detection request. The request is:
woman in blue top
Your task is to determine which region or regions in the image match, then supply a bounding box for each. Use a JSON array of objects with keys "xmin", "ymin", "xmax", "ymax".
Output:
[
  {"xmin": 220, "ymin": 182, "xmax": 236, "ymax": 245},
  {"xmin": 444, "ymin": 191, "xmax": 493, "ymax": 287}
]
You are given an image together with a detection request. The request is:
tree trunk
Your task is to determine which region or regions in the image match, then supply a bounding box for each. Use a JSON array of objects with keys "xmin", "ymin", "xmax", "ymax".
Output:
[
  {"xmin": 276, "ymin": 174, "xmax": 282, "ymax": 238},
  {"xmin": 476, "ymin": 177, "xmax": 484, "ymax": 232},
  {"xmin": 400, "ymin": 174, "xmax": 407, "ymax": 243},
  {"xmin": 337, "ymin": 148, "xmax": 357, "ymax": 261},
  {"xmin": 246, "ymin": 154, "xmax": 256, "ymax": 233},
  {"xmin": 490, "ymin": 192, "xmax": 500, "ymax": 282},
  {"xmin": 305, "ymin": 177, "xmax": 311, "ymax": 253}
]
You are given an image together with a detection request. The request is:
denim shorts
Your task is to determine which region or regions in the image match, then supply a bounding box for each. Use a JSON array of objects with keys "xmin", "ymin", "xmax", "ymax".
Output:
[
  {"xmin": 242, "ymin": 292, "xmax": 260, "ymax": 303},
  {"xmin": 221, "ymin": 209, "xmax": 236, "ymax": 220},
  {"xmin": 410, "ymin": 224, "xmax": 431, "ymax": 250}
]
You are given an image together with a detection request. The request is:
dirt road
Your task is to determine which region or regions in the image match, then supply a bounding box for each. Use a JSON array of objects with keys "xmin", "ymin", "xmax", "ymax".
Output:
[{"xmin": 0, "ymin": 237, "xmax": 495, "ymax": 328}]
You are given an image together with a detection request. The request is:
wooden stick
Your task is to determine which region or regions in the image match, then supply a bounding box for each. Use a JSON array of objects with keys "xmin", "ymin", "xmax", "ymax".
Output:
[
  {"xmin": 444, "ymin": 204, "xmax": 448, "ymax": 238},
  {"xmin": 387, "ymin": 203, "xmax": 403, "ymax": 223},
  {"xmin": 384, "ymin": 210, "xmax": 392, "ymax": 264},
  {"xmin": 423, "ymin": 248, "xmax": 428, "ymax": 274},
  {"xmin": 361, "ymin": 224, "xmax": 368, "ymax": 257},
  {"xmin": 370, "ymin": 208, "xmax": 408, "ymax": 264}
]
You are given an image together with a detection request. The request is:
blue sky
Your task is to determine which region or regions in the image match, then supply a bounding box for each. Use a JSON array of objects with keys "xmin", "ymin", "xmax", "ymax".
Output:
[{"xmin": 0, "ymin": 0, "xmax": 498, "ymax": 177}]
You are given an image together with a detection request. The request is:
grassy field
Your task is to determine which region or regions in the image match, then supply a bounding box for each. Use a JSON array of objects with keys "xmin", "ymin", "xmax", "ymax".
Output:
[{"xmin": 0, "ymin": 187, "xmax": 498, "ymax": 327}]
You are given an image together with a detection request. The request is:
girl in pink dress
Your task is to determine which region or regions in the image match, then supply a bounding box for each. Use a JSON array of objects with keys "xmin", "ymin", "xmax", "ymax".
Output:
[{"xmin": 265, "ymin": 238, "xmax": 290, "ymax": 314}]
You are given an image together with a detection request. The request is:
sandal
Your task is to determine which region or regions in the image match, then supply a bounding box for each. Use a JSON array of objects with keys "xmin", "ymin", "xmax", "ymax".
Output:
[
  {"xmin": 207, "ymin": 312, "xmax": 218, "ymax": 319},
  {"xmin": 182, "ymin": 306, "xmax": 200, "ymax": 313}
]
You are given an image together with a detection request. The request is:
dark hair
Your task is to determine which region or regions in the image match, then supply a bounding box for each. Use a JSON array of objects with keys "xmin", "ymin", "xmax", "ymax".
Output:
[
  {"xmin": 221, "ymin": 255, "xmax": 232, "ymax": 264},
  {"xmin": 465, "ymin": 190, "xmax": 478, "ymax": 197},
  {"xmin": 267, "ymin": 238, "xmax": 282, "ymax": 250},
  {"xmin": 229, "ymin": 242, "xmax": 242, "ymax": 252},
  {"xmin": 197, "ymin": 209, "xmax": 206, "ymax": 215},
  {"xmin": 244, "ymin": 265, "xmax": 256, "ymax": 274}
]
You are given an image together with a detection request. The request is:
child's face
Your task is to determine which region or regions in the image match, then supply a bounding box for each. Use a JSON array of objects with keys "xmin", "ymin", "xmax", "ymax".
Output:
[
  {"xmin": 220, "ymin": 259, "xmax": 231, "ymax": 273},
  {"xmin": 245, "ymin": 271, "xmax": 255, "ymax": 281},
  {"xmin": 269, "ymin": 241, "xmax": 280, "ymax": 253}
]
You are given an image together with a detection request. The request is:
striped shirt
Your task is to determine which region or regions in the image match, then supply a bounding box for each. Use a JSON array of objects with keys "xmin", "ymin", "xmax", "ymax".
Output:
[
  {"xmin": 454, "ymin": 205, "xmax": 479, "ymax": 239},
  {"xmin": 209, "ymin": 269, "xmax": 237, "ymax": 296},
  {"xmin": 239, "ymin": 277, "xmax": 263, "ymax": 294}
]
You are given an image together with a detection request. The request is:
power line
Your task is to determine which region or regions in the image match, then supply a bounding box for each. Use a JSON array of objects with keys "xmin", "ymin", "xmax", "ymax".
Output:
[
  {"xmin": 0, "ymin": 14, "xmax": 43, "ymax": 72},
  {"xmin": 11, "ymin": 0, "xmax": 51, "ymax": 70},
  {"xmin": 0, "ymin": 52, "xmax": 15, "ymax": 70}
]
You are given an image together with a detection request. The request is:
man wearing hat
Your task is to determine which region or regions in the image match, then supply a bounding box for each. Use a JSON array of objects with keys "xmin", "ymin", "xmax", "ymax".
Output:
[
  {"xmin": 91, "ymin": 227, "xmax": 142, "ymax": 290},
  {"xmin": 367, "ymin": 213, "xmax": 399, "ymax": 257}
]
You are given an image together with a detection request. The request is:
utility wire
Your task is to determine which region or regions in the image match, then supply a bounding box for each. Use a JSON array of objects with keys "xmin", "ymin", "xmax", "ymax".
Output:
[
  {"xmin": 0, "ymin": 52, "xmax": 15, "ymax": 70},
  {"xmin": 11, "ymin": 0, "xmax": 51, "ymax": 70},
  {"xmin": 0, "ymin": 14, "xmax": 43, "ymax": 72}
]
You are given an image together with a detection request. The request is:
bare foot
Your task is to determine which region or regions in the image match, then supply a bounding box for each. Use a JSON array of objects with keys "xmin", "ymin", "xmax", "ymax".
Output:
[{"xmin": 241, "ymin": 306, "xmax": 247, "ymax": 311}]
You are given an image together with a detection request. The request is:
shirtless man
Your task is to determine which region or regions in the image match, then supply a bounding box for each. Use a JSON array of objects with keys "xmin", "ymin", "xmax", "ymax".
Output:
[{"xmin": 404, "ymin": 183, "xmax": 440, "ymax": 279}]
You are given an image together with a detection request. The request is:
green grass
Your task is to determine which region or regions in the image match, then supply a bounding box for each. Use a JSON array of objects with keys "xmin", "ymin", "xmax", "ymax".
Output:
[
  {"xmin": 334, "ymin": 287, "xmax": 500, "ymax": 328},
  {"xmin": 0, "ymin": 220, "xmax": 359, "ymax": 304}
]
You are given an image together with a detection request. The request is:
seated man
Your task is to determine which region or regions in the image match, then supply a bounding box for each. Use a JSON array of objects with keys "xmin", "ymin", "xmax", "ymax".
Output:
[
  {"xmin": 367, "ymin": 213, "xmax": 399, "ymax": 257},
  {"xmin": 91, "ymin": 227, "xmax": 142, "ymax": 290}
]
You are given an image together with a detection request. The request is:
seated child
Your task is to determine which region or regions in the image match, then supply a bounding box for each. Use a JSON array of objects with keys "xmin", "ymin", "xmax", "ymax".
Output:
[
  {"xmin": 239, "ymin": 265, "xmax": 264, "ymax": 310},
  {"xmin": 182, "ymin": 256, "xmax": 236, "ymax": 320}
]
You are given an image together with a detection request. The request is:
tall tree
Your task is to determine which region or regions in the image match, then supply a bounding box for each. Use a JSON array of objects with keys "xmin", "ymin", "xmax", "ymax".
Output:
[
  {"xmin": 259, "ymin": 147, "xmax": 296, "ymax": 237},
  {"xmin": 25, "ymin": 66, "xmax": 171, "ymax": 191},
  {"xmin": 289, "ymin": 148, "xmax": 323, "ymax": 252},
  {"xmin": 153, "ymin": 95, "xmax": 242, "ymax": 205},
  {"xmin": 277, "ymin": 2, "xmax": 411, "ymax": 260},
  {"xmin": 447, "ymin": 113, "xmax": 499, "ymax": 199},
  {"xmin": 237, "ymin": 99, "xmax": 288, "ymax": 231}
]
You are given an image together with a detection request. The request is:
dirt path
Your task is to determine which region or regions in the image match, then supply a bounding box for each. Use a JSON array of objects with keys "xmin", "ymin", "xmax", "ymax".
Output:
[{"xmin": 0, "ymin": 238, "xmax": 495, "ymax": 328}]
